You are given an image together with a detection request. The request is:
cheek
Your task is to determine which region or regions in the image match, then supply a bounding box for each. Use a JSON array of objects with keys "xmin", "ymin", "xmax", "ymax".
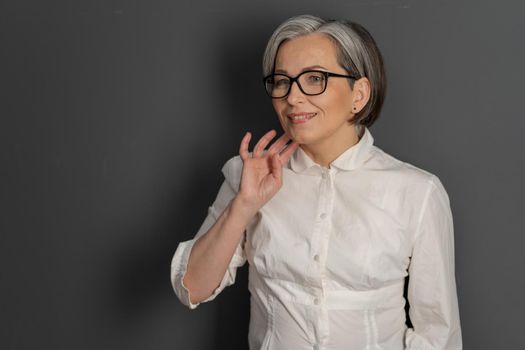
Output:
[
  {"xmin": 271, "ymin": 100, "xmax": 279, "ymax": 113},
  {"xmin": 322, "ymin": 90, "xmax": 352, "ymax": 116},
  {"xmin": 309, "ymin": 95, "xmax": 335, "ymax": 115},
  {"xmin": 272, "ymin": 101, "xmax": 286, "ymax": 118}
]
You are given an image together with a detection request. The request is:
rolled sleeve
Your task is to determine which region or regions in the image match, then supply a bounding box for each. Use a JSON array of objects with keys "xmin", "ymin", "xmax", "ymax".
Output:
[
  {"xmin": 171, "ymin": 233, "xmax": 246, "ymax": 309},
  {"xmin": 405, "ymin": 176, "xmax": 462, "ymax": 349},
  {"xmin": 171, "ymin": 239, "xmax": 200, "ymax": 309},
  {"xmin": 170, "ymin": 156, "xmax": 246, "ymax": 309}
]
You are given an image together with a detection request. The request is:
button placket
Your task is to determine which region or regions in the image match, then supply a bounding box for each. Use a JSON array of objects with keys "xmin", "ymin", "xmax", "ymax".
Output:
[
  {"xmin": 314, "ymin": 170, "xmax": 329, "ymax": 263},
  {"xmin": 319, "ymin": 169, "xmax": 335, "ymax": 283},
  {"xmin": 309, "ymin": 168, "xmax": 333, "ymax": 285}
]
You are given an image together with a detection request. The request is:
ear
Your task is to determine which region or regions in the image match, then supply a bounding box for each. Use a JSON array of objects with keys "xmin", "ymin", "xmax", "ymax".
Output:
[{"xmin": 351, "ymin": 77, "xmax": 371, "ymax": 114}]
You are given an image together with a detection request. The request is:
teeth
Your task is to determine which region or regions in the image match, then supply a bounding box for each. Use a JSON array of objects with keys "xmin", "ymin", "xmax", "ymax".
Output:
[{"xmin": 289, "ymin": 113, "xmax": 316, "ymax": 120}]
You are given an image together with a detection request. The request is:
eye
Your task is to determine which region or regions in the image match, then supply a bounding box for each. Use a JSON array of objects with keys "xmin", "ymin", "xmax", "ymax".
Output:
[
  {"xmin": 274, "ymin": 77, "xmax": 290, "ymax": 88},
  {"xmin": 305, "ymin": 72, "xmax": 326, "ymax": 84}
]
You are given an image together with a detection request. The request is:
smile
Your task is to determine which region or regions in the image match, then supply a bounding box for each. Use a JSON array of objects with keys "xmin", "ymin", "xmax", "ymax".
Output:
[{"xmin": 287, "ymin": 112, "xmax": 317, "ymax": 123}]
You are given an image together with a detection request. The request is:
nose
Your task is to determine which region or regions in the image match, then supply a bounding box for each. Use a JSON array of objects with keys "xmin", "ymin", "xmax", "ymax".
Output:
[{"xmin": 286, "ymin": 80, "xmax": 306, "ymax": 104}]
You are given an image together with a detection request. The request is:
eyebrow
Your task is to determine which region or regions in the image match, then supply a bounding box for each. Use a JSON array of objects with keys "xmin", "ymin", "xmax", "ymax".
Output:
[{"xmin": 274, "ymin": 65, "xmax": 328, "ymax": 74}]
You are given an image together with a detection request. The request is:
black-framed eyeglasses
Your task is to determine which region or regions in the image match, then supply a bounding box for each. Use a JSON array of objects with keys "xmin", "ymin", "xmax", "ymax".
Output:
[{"xmin": 263, "ymin": 70, "xmax": 359, "ymax": 99}]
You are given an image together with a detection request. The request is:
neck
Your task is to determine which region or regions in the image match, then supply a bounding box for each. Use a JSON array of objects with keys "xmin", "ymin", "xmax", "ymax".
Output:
[{"xmin": 301, "ymin": 126, "xmax": 361, "ymax": 168}]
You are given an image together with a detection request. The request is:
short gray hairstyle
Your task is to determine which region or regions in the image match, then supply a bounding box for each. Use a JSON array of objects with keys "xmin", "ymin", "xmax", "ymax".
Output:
[{"xmin": 262, "ymin": 14, "xmax": 386, "ymax": 133}]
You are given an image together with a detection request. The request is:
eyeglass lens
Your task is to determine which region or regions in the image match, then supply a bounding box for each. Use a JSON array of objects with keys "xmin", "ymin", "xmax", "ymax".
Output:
[{"xmin": 265, "ymin": 71, "xmax": 327, "ymax": 98}]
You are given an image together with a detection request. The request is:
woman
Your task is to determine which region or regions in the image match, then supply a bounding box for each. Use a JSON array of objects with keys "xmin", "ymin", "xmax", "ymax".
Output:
[{"xmin": 171, "ymin": 14, "xmax": 462, "ymax": 350}]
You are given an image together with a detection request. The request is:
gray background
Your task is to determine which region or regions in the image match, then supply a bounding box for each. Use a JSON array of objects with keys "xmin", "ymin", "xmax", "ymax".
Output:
[{"xmin": 1, "ymin": 0, "xmax": 524, "ymax": 349}]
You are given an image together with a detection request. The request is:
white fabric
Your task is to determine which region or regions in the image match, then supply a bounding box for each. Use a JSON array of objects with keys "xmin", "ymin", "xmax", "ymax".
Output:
[{"xmin": 171, "ymin": 127, "xmax": 462, "ymax": 349}]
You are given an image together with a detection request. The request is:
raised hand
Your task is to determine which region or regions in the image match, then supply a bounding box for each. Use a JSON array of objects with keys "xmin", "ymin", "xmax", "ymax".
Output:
[{"xmin": 236, "ymin": 130, "xmax": 299, "ymax": 215}]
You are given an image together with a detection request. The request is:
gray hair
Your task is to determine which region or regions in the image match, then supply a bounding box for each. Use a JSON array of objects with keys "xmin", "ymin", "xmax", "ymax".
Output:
[{"xmin": 262, "ymin": 14, "xmax": 386, "ymax": 133}]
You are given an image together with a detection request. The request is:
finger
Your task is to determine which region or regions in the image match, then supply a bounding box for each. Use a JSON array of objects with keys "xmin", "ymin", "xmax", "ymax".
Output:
[
  {"xmin": 253, "ymin": 129, "xmax": 277, "ymax": 157},
  {"xmin": 270, "ymin": 153, "xmax": 282, "ymax": 182},
  {"xmin": 267, "ymin": 133, "xmax": 290, "ymax": 155},
  {"xmin": 239, "ymin": 132, "xmax": 252, "ymax": 160},
  {"xmin": 278, "ymin": 142, "xmax": 300, "ymax": 164}
]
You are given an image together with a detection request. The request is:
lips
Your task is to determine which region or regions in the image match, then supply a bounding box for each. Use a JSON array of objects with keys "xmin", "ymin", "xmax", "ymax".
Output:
[{"xmin": 287, "ymin": 112, "xmax": 317, "ymax": 124}]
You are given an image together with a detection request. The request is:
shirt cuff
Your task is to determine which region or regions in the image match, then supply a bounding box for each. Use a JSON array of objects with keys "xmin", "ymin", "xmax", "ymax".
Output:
[
  {"xmin": 170, "ymin": 238, "xmax": 245, "ymax": 309},
  {"xmin": 171, "ymin": 239, "xmax": 200, "ymax": 309}
]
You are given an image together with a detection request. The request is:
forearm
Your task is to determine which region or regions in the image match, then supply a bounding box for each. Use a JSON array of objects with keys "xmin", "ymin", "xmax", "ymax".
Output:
[{"xmin": 183, "ymin": 195, "xmax": 255, "ymax": 304}]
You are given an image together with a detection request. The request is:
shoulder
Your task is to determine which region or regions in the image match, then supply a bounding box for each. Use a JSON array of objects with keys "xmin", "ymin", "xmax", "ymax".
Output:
[
  {"xmin": 221, "ymin": 155, "xmax": 243, "ymax": 191},
  {"xmin": 366, "ymin": 145, "xmax": 447, "ymax": 198}
]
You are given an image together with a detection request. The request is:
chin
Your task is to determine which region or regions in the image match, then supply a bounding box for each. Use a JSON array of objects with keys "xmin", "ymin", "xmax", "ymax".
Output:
[{"xmin": 286, "ymin": 131, "xmax": 316, "ymax": 146}]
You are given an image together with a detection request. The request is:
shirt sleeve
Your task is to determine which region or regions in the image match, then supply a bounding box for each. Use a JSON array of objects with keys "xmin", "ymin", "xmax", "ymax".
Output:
[
  {"xmin": 170, "ymin": 156, "xmax": 247, "ymax": 309},
  {"xmin": 405, "ymin": 176, "xmax": 462, "ymax": 350}
]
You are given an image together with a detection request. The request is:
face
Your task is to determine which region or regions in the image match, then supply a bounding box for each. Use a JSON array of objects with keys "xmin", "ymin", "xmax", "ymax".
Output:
[{"xmin": 272, "ymin": 33, "xmax": 369, "ymax": 152}]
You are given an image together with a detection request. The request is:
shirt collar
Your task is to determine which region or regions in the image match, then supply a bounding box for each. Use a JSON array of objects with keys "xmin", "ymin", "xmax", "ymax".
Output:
[{"xmin": 289, "ymin": 127, "xmax": 375, "ymax": 173}]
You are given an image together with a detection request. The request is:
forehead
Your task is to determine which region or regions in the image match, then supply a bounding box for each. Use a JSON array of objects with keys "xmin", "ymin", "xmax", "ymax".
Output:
[{"xmin": 274, "ymin": 33, "xmax": 340, "ymax": 73}]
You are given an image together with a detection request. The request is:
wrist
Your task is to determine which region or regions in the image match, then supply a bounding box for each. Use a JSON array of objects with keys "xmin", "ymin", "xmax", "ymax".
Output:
[{"xmin": 230, "ymin": 194, "xmax": 259, "ymax": 224}]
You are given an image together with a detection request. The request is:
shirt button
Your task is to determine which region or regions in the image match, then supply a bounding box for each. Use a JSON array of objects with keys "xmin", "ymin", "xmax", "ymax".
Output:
[
  {"xmin": 313, "ymin": 254, "xmax": 320, "ymax": 262},
  {"xmin": 320, "ymin": 213, "xmax": 327, "ymax": 219},
  {"xmin": 313, "ymin": 297, "xmax": 319, "ymax": 305}
]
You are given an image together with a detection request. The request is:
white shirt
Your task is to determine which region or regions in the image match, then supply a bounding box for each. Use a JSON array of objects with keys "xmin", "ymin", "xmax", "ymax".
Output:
[{"xmin": 171, "ymin": 127, "xmax": 462, "ymax": 350}]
